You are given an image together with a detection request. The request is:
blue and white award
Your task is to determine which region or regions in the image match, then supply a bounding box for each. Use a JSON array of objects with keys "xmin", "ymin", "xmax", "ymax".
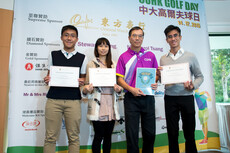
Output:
[{"xmin": 135, "ymin": 68, "xmax": 156, "ymax": 95}]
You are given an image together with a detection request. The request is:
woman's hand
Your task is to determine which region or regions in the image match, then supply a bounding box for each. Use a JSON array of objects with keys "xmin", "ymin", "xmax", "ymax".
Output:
[
  {"xmin": 83, "ymin": 83, "xmax": 94, "ymax": 94},
  {"xmin": 114, "ymin": 84, "xmax": 122, "ymax": 93}
]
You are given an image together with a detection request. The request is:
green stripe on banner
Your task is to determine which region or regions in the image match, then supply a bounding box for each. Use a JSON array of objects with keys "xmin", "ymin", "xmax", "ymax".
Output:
[
  {"xmin": 7, "ymin": 146, "xmax": 43, "ymax": 153},
  {"xmin": 7, "ymin": 146, "xmax": 68, "ymax": 153},
  {"xmin": 7, "ymin": 131, "xmax": 219, "ymax": 153}
]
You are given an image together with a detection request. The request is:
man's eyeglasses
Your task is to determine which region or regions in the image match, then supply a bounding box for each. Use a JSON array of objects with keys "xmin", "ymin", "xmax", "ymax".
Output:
[
  {"xmin": 167, "ymin": 33, "xmax": 179, "ymax": 39},
  {"xmin": 63, "ymin": 33, "xmax": 77, "ymax": 38},
  {"xmin": 131, "ymin": 34, "xmax": 144, "ymax": 38}
]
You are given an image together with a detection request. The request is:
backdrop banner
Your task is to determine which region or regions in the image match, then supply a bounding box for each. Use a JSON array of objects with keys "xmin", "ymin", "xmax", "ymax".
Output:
[{"xmin": 8, "ymin": 0, "xmax": 220, "ymax": 152}]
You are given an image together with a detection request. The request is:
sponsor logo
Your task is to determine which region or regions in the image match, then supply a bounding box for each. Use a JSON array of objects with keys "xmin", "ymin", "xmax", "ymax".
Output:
[
  {"xmin": 155, "ymin": 90, "xmax": 164, "ymax": 96},
  {"xmin": 144, "ymin": 58, "xmax": 151, "ymax": 61},
  {"xmin": 127, "ymin": 45, "xmax": 163, "ymax": 52},
  {"xmin": 24, "ymin": 80, "xmax": 46, "ymax": 87},
  {"xmin": 25, "ymin": 62, "xmax": 48, "ymax": 71},
  {"xmin": 23, "ymin": 92, "xmax": 47, "ymax": 97},
  {"xmin": 156, "ymin": 116, "xmax": 166, "ymax": 121},
  {"xmin": 25, "ymin": 63, "xmax": 33, "ymax": 71},
  {"xmin": 22, "ymin": 110, "xmax": 45, "ymax": 117},
  {"xmin": 22, "ymin": 120, "xmax": 40, "ymax": 131},
  {"xmin": 71, "ymin": 14, "xmax": 93, "ymax": 28},
  {"xmin": 69, "ymin": 14, "xmax": 133, "ymax": 34},
  {"xmin": 34, "ymin": 63, "xmax": 48, "ymax": 71}
]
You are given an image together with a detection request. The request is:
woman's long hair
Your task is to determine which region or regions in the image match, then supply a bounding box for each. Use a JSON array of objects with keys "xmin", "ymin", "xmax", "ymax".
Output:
[{"xmin": 94, "ymin": 37, "xmax": 112, "ymax": 68}]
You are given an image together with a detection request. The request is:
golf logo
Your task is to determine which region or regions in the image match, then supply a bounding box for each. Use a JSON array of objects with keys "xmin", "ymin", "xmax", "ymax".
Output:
[{"xmin": 138, "ymin": 71, "xmax": 153, "ymax": 85}]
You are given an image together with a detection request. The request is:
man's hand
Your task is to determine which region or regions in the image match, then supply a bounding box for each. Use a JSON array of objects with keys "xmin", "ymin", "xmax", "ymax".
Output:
[
  {"xmin": 157, "ymin": 66, "xmax": 163, "ymax": 77},
  {"xmin": 44, "ymin": 76, "xmax": 50, "ymax": 85},
  {"xmin": 151, "ymin": 83, "xmax": 158, "ymax": 90},
  {"xmin": 184, "ymin": 81, "xmax": 194, "ymax": 90},
  {"xmin": 130, "ymin": 87, "xmax": 145, "ymax": 97},
  {"xmin": 78, "ymin": 78, "xmax": 85, "ymax": 87}
]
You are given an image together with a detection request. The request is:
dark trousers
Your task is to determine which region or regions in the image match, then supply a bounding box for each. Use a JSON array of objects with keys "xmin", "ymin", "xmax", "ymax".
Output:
[
  {"xmin": 92, "ymin": 120, "xmax": 115, "ymax": 153},
  {"xmin": 164, "ymin": 95, "xmax": 197, "ymax": 153},
  {"xmin": 124, "ymin": 92, "xmax": 156, "ymax": 153}
]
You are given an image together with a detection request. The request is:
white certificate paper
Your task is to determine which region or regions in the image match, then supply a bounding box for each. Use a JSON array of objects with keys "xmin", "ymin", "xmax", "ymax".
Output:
[
  {"xmin": 49, "ymin": 66, "xmax": 79, "ymax": 87},
  {"xmin": 89, "ymin": 68, "xmax": 116, "ymax": 87},
  {"xmin": 161, "ymin": 63, "xmax": 191, "ymax": 84}
]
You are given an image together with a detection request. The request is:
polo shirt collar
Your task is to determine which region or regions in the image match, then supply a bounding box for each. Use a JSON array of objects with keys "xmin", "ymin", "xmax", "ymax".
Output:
[{"xmin": 128, "ymin": 47, "xmax": 145, "ymax": 55}]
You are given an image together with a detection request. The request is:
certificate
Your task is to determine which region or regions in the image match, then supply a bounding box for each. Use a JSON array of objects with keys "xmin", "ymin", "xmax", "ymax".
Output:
[
  {"xmin": 49, "ymin": 66, "xmax": 79, "ymax": 87},
  {"xmin": 89, "ymin": 68, "xmax": 116, "ymax": 86},
  {"xmin": 161, "ymin": 63, "xmax": 191, "ymax": 84},
  {"xmin": 135, "ymin": 68, "xmax": 156, "ymax": 95}
]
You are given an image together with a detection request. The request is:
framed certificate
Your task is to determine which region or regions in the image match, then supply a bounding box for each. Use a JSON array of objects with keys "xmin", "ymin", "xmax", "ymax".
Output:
[
  {"xmin": 49, "ymin": 66, "xmax": 79, "ymax": 87},
  {"xmin": 89, "ymin": 68, "xmax": 116, "ymax": 86},
  {"xmin": 135, "ymin": 68, "xmax": 156, "ymax": 95},
  {"xmin": 161, "ymin": 63, "xmax": 191, "ymax": 84}
]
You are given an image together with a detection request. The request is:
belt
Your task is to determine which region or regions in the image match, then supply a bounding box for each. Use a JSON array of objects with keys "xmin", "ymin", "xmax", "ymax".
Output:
[{"xmin": 101, "ymin": 93, "xmax": 113, "ymax": 95}]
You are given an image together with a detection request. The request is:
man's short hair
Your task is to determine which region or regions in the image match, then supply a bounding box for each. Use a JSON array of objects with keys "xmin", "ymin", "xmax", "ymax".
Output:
[
  {"xmin": 164, "ymin": 25, "xmax": 181, "ymax": 37},
  {"xmin": 61, "ymin": 25, "xmax": 78, "ymax": 37},
  {"xmin": 128, "ymin": 26, "xmax": 144, "ymax": 37}
]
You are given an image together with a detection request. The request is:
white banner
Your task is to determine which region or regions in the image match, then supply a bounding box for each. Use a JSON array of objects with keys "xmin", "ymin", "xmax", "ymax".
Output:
[{"xmin": 8, "ymin": 0, "xmax": 219, "ymax": 152}]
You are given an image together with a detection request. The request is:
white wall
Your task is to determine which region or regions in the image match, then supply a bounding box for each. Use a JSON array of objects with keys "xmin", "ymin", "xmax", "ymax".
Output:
[
  {"xmin": 0, "ymin": 0, "xmax": 13, "ymax": 10},
  {"xmin": 204, "ymin": 0, "xmax": 230, "ymax": 34}
]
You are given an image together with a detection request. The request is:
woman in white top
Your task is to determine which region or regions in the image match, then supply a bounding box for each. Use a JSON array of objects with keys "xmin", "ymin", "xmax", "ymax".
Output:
[{"xmin": 82, "ymin": 37, "xmax": 122, "ymax": 153}]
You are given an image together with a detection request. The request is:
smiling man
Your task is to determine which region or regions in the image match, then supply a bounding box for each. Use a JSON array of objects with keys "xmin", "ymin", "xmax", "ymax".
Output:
[
  {"xmin": 116, "ymin": 26, "xmax": 158, "ymax": 153},
  {"xmin": 160, "ymin": 25, "xmax": 204, "ymax": 153},
  {"xmin": 43, "ymin": 25, "xmax": 88, "ymax": 153}
]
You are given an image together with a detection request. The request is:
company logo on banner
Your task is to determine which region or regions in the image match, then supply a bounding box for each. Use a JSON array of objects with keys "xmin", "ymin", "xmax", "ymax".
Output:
[
  {"xmin": 22, "ymin": 120, "xmax": 41, "ymax": 131},
  {"xmin": 23, "ymin": 92, "xmax": 46, "ymax": 97},
  {"xmin": 25, "ymin": 63, "xmax": 33, "ymax": 71},
  {"xmin": 22, "ymin": 110, "xmax": 45, "ymax": 117},
  {"xmin": 25, "ymin": 62, "xmax": 48, "ymax": 71},
  {"xmin": 24, "ymin": 52, "xmax": 49, "ymax": 72},
  {"xmin": 24, "ymin": 80, "xmax": 46, "ymax": 87}
]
